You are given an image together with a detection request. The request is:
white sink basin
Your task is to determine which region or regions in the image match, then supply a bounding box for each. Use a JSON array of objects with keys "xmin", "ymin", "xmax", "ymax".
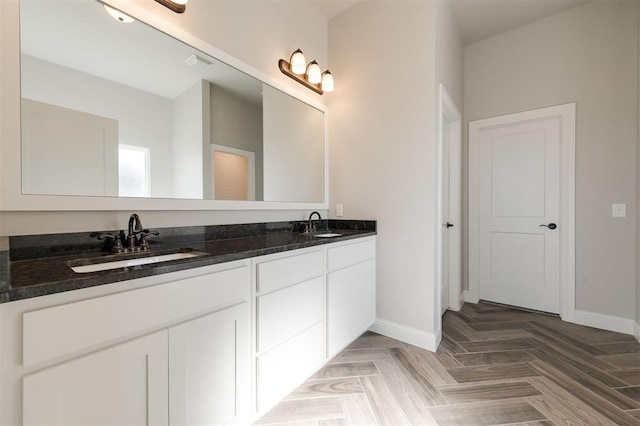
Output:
[
  {"xmin": 68, "ymin": 251, "xmax": 208, "ymax": 274},
  {"xmin": 313, "ymin": 233, "xmax": 343, "ymax": 238}
]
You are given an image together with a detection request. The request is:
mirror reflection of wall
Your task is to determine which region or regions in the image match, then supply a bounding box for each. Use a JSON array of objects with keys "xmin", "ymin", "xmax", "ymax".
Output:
[
  {"xmin": 19, "ymin": 0, "xmax": 325, "ymax": 204},
  {"xmin": 209, "ymin": 84, "xmax": 263, "ymax": 201},
  {"xmin": 21, "ymin": 54, "xmax": 174, "ymax": 198},
  {"xmin": 21, "ymin": 98, "xmax": 119, "ymax": 197},
  {"xmin": 172, "ymin": 81, "xmax": 207, "ymax": 200},
  {"xmin": 263, "ymin": 85, "xmax": 324, "ymax": 203}
]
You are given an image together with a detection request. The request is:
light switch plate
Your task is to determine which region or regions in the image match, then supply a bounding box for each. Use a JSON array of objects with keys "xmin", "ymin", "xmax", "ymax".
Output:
[
  {"xmin": 612, "ymin": 203, "xmax": 626, "ymax": 218},
  {"xmin": 336, "ymin": 204, "xmax": 344, "ymax": 217}
]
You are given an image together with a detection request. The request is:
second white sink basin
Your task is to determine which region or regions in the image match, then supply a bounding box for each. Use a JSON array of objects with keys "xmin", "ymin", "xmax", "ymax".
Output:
[
  {"xmin": 313, "ymin": 233, "xmax": 343, "ymax": 238},
  {"xmin": 68, "ymin": 251, "xmax": 208, "ymax": 274}
]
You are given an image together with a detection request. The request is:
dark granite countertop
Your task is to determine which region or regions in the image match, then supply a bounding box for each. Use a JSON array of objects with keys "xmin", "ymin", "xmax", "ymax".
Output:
[{"xmin": 2, "ymin": 220, "xmax": 376, "ymax": 303}]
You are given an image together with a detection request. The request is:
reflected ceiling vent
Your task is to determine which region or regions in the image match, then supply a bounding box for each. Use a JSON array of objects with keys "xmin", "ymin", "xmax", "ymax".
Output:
[
  {"xmin": 184, "ymin": 54, "xmax": 213, "ymax": 71},
  {"xmin": 104, "ymin": 5, "xmax": 134, "ymax": 23}
]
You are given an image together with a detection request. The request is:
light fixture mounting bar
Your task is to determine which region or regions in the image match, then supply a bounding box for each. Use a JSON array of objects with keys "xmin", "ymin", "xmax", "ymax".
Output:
[
  {"xmin": 154, "ymin": 0, "xmax": 186, "ymax": 13},
  {"xmin": 278, "ymin": 59, "xmax": 324, "ymax": 95}
]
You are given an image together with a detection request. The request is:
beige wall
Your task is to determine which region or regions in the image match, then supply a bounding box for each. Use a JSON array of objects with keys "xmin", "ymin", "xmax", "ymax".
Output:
[
  {"xmin": 637, "ymin": 0, "xmax": 640, "ymax": 334},
  {"xmin": 0, "ymin": 0, "xmax": 328, "ymax": 236},
  {"xmin": 464, "ymin": 0, "xmax": 638, "ymax": 320},
  {"xmin": 329, "ymin": 2, "xmax": 439, "ymax": 337},
  {"xmin": 435, "ymin": 1, "xmax": 464, "ymax": 110}
]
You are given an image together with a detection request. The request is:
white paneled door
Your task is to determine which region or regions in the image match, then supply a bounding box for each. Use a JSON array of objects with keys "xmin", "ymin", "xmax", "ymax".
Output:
[{"xmin": 470, "ymin": 107, "xmax": 571, "ymax": 314}]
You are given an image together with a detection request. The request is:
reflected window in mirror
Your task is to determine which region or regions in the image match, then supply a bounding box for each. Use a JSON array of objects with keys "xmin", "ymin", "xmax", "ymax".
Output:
[{"xmin": 119, "ymin": 145, "xmax": 150, "ymax": 198}]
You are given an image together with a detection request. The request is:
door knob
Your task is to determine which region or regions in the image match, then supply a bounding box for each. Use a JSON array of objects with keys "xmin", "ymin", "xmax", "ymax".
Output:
[
  {"xmin": 446, "ymin": 222, "xmax": 454, "ymax": 228},
  {"xmin": 539, "ymin": 223, "xmax": 557, "ymax": 230}
]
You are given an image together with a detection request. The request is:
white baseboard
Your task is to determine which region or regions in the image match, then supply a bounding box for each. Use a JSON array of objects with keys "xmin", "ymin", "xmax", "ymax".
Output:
[
  {"xmin": 572, "ymin": 310, "xmax": 635, "ymax": 335},
  {"xmin": 369, "ymin": 318, "xmax": 439, "ymax": 352},
  {"xmin": 635, "ymin": 321, "xmax": 640, "ymax": 343}
]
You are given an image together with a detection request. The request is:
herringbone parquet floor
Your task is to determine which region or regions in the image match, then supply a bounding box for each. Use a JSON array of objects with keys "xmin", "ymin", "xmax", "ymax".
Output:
[{"xmin": 256, "ymin": 302, "xmax": 640, "ymax": 425}]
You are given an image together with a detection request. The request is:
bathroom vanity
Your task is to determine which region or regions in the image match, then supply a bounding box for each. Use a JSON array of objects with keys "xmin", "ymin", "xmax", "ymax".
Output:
[
  {"xmin": 0, "ymin": 223, "xmax": 376, "ymax": 425},
  {"xmin": 0, "ymin": 0, "xmax": 375, "ymax": 422}
]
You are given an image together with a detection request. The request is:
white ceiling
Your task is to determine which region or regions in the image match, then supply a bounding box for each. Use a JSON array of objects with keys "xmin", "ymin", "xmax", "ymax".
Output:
[
  {"xmin": 21, "ymin": 0, "xmax": 592, "ymax": 102},
  {"xmin": 21, "ymin": 0, "xmax": 263, "ymax": 102},
  {"xmin": 308, "ymin": 0, "xmax": 361, "ymax": 19},
  {"xmin": 309, "ymin": 0, "xmax": 591, "ymax": 45}
]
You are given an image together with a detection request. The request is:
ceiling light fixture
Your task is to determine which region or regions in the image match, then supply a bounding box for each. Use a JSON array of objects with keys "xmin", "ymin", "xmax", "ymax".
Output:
[
  {"xmin": 103, "ymin": 5, "xmax": 135, "ymax": 23},
  {"xmin": 279, "ymin": 49, "xmax": 334, "ymax": 95},
  {"xmin": 154, "ymin": 0, "xmax": 187, "ymax": 14}
]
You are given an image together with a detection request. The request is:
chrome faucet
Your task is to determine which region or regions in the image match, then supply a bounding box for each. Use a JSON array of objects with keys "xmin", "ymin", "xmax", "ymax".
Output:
[{"xmin": 307, "ymin": 211, "xmax": 321, "ymax": 234}]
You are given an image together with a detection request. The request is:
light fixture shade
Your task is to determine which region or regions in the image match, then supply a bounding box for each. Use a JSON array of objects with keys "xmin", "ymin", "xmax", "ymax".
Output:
[
  {"xmin": 290, "ymin": 49, "xmax": 306, "ymax": 75},
  {"xmin": 154, "ymin": 0, "xmax": 186, "ymax": 13},
  {"xmin": 321, "ymin": 70, "xmax": 334, "ymax": 92},
  {"xmin": 104, "ymin": 5, "xmax": 135, "ymax": 23},
  {"xmin": 306, "ymin": 61, "xmax": 322, "ymax": 84}
]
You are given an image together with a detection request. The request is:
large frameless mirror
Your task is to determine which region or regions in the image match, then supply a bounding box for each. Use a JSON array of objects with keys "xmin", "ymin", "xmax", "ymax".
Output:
[{"xmin": 19, "ymin": 0, "xmax": 324, "ymax": 203}]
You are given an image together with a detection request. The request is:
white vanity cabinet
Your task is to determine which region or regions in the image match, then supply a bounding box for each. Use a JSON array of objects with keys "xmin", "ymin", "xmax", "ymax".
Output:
[
  {"xmin": 23, "ymin": 330, "xmax": 170, "ymax": 425},
  {"xmin": 3, "ymin": 261, "xmax": 252, "ymax": 426},
  {"xmin": 253, "ymin": 248, "xmax": 325, "ymax": 415},
  {"xmin": 251, "ymin": 237, "xmax": 376, "ymax": 417},
  {"xmin": 326, "ymin": 238, "xmax": 376, "ymax": 358},
  {"xmin": 169, "ymin": 303, "xmax": 250, "ymax": 426},
  {"xmin": 0, "ymin": 236, "xmax": 377, "ymax": 425}
]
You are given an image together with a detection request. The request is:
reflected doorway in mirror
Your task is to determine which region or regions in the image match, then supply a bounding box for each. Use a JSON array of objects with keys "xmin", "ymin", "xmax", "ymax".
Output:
[{"xmin": 211, "ymin": 145, "xmax": 255, "ymax": 201}]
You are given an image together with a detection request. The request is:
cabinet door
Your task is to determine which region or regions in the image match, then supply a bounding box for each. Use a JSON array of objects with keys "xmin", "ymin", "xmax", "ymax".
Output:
[
  {"xmin": 23, "ymin": 330, "xmax": 168, "ymax": 426},
  {"xmin": 349, "ymin": 259, "xmax": 376, "ymax": 338},
  {"xmin": 327, "ymin": 268, "xmax": 352, "ymax": 358},
  {"xmin": 256, "ymin": 322, "xmax": 324, "ymax": 413},
  {"xmin": 169, "ymin": 303, "xmax": 250, "ymax": 426},
  {"xmin": 327, "ymin": 260, "xmax": 376, "ymax": 358}
]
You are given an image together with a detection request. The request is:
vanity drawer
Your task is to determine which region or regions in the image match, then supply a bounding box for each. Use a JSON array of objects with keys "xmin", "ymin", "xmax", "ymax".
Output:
[
  {"xmin": 327, "ymin": 239, "xmax": 375, "ymax": 272},
  {"xmin": 23, "ymin": 263, "xmax": 250, "ymax": 367},
  {"xmin": 255, "ymin": 249, "xmax": 323, "ymax": 294},
  {"xmin": 256, "ymin": 276, "xmax": 323, "ymax": 352}
]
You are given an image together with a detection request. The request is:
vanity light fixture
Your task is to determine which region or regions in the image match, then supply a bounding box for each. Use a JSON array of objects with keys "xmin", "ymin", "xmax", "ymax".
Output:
[
  {"xmin": 321, "ymin": 71, "xmax": 334, "ymax": 92},
  {"xmin": 103, "ymin": 5, "xmax": 134, "ymax": 23},
  {"xmin": 306, "ymin": 61, "xmax": 322, "ymax": 84},
  {"xmin": 289, "ymin": 49, "xmax": 307, "ymax": 75},
  {"xmin": 154, "ymin": 0, "xmax": 187, "ymax": 14},
  {"xmin": 279, "ymin": 49, "xmax": 334, "ymax": 95}
]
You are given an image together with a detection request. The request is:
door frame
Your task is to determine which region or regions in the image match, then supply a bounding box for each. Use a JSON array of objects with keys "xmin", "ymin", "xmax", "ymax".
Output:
[
  {"xmin": 435, "ymin": 83, "xmax": 462, "ymax": 330},
  {"xmin": 468, "ymin": 103, "xmax": 576, "ymax": 321}
]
